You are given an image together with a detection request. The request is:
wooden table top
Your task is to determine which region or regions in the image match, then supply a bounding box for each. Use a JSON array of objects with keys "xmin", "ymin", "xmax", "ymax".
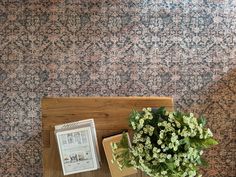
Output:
[{"xmin": 41, "ymin": 97, "xmax": 174, "ymax": 177}]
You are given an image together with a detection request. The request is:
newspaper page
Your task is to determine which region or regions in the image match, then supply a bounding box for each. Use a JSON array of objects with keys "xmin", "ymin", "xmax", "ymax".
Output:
[{"xmin": 56, "ymin": 126, "xmax": 98, "ymax": 175}]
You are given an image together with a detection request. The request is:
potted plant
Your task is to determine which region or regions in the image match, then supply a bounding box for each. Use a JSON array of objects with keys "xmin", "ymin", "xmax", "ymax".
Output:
[{"xmin": 111, "ymin": 107, "xmax": 218, "ymax": 177}]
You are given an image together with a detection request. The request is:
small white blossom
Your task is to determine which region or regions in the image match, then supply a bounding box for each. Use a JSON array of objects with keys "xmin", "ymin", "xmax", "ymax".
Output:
[
  {"xmin": 167, "ymin": 154, "xmax": 172, "ymax": 159},
  {"xmin": 131, "ymin": 121, "xmax": 136, "ymax": 129},
  {"xmin": 161, "ymin": 171, "xmax": 167, "ymax": 175},
  {"xmin": 157, "ymin": 140, "xmax": 162, "ymax": 145}
]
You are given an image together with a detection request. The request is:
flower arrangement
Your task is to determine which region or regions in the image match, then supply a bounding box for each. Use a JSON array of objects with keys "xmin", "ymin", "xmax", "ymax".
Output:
[{"xmin": 111, "ymin": 107, "xmax": 218, "ymax": 177}]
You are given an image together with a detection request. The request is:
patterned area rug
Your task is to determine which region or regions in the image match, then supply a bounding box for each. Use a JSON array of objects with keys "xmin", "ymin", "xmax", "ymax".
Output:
[{"xmin": 0, "ymin": 0, "xmax": 235, "ymax": 176}]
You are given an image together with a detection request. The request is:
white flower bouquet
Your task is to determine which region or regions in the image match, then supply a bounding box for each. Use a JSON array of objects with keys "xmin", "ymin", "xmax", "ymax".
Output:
[{"xmin": 111, "ymin": 107, "xmax": 218, "ymax": 177}]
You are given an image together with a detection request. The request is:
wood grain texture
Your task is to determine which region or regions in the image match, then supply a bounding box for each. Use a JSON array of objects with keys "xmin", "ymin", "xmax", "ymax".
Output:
[{"xmin": 41, "ymin": 97, "xmax": 174, "ymax": 177}]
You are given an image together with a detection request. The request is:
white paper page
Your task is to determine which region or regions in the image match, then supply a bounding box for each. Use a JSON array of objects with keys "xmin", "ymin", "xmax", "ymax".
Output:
[{"xmin": 56, "ymin": 127, "xmax": 98, "ymax": 175}]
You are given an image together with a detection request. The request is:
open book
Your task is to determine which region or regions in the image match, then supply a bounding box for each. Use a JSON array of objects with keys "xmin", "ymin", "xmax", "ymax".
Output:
[{"xmin": 55, "ymin": 119, "xmax": 101, "ymax": 175}]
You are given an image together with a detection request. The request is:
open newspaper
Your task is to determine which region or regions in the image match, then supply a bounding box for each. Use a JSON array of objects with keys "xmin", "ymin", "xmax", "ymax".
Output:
[{"xmin": 55, "ymin": 119, "xmax": 101, "ymax": 175}]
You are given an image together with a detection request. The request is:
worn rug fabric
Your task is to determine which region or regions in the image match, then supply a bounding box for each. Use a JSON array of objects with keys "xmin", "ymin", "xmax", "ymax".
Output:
[{"xmin": 0, "ymin": 0, "xmax": 235, "ymax": 176}]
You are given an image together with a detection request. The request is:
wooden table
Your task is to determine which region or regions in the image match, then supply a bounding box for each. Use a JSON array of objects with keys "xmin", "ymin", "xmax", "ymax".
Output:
[{"xmin": 41, "ymin": 97, "xmax": 174, "ymax": 177}]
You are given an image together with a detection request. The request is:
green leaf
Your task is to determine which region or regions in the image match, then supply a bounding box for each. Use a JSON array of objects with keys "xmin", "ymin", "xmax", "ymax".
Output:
[
  {"xmin": 201, "ymin": 138, "xmax": 218, "ymax": 148},
  {"xmin": 198, "ymin": 116, "xmax": 206, "ymax": 127},
  {"xmin": 119, "ymin": 133, "xmax": 129, "ymax": 148},
  {"xmin": 183, "ymin": 137, "xmax": 190, "ymax": 147},
  {"xmin": 173, "ymin": 111, "xmax": 184, "ymax": 124},
  {"xmin": 190, "ymin": 138, "xmax": 218, "ymax": 148},
  {"xmin": 158, "ymin": 107, "xmax": 166, "ymax": 114},
  {"xmin": 184, "ymin": 137, "xmax": 190, "ymax": 143},
  {"xmin": 129, "ymin": 109, "xmax": 139, "ymax": 128},
  {"xmin": 165, "ymin": 162, "xmax": 175, "ymax": 171},
  {"xmin": 190, "ymin": 137, "xmax": 218, "ymax": 148}
]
